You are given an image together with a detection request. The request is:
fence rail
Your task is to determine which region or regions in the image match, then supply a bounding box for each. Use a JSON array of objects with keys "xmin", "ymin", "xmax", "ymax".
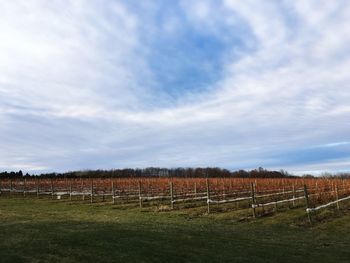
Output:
[
  {"xmin": 2, "ymin": 178, "xmax": 350, "ymax": 222},
  {"xmin": 306, "ymin": 195, "xmax": 350, "ymax": 213}
]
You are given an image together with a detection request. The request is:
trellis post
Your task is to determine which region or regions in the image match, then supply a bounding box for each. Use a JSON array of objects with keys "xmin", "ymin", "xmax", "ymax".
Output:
[
  {"xmin": 69, "ymin": 179, "xmax": 72, "ymax": 201},
  {"xmin": 82, "ymin": 179, "xmax": 85, "ymax": 201},
  {"xmin": 23, "ymin": 177, "xmax": 26, "ymax": 197},
  {"xmin": 51, "ymin": 178, "xmax": 54, "ymax": 199},
  {"xmin": 206, "ymin": 178, "xmax": 211, "ymax": 214},
  {"xmin": 292, "ymin": 183, "xmax": 296, "ymax": 207},
  {"xmin": 335, "ymin": 185, "xmax": 340, "ymax": 211},
  {"xmin": 112, "ymin": 181, "xmax": 115, "ymax": 204},
  {"xmin": 90, "ymin": 178, "xmax": 93, "ymax": 204},
  {"xmin": 170, "ymin": 181, "xmax": 174, "ymax": 210},
  {"xmin": 251, "ymin": 182, "xmax": 256, "ymax": 218},
  {"xmin": 10, "ymin": 178, "xmax": 13, "ymax": 195},
  {"xmin": 138, "ymin": 180, "xmax": 142, "ymax": 208},
  {"xmin": 304, "ymin": 185, "xmax": 312, "ymax": 224},
  {"xmin": 36, "ymin": 177, "xmax": 39, "ymax": 198}
]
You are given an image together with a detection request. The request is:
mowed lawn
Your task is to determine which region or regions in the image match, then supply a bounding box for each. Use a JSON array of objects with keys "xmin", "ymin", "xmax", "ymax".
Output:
[{"xmin": 0, "ymin": 197, "xmax": 350, "ymax": 263}]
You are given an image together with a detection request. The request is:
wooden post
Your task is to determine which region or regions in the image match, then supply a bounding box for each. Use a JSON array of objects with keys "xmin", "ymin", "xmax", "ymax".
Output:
[
  {"xmin": 206, "ymin": 179, "xmax": 211, "ymax": 214},
  {"xmin": 82, "ymin": 179, "xmax": 85, "ymax": 201},
  {"xmin": 335, "ymin": 185, "xmax": 340, "ymax": 211},
  {"xmin": 64, "ymin": 177, "xmax": 68, "ymax": 199},
  {"xmin": 23, "ymin": 177, "xmax": 26, "ymax": 197},
  {"xmin": 292, "ymin": 183, "xmax": 296, "ymax": 207},
  {"xmin": 251, "ymin": 182, "xmax": 256, "ymax": 218},
  {"xmin": 254, "ymin": 182, "xmax": 257, "ymax": 196},
  {"xmin": 170, "ymin": 181, "xmax": 174, "ymax": 210},
  {"xmin": 194, "ymin": 182, "xmax": 197, "ymax": 197},
  {"xmin": 138, "ymin": 180, "xmax": 142, "ymax": 208},
  {"xmin": 10, "ymin": 178, "xmax": 13, "ymax": 195},
  {"xmin": 90, "ymin": 178, "xmax": 93, "ymax": 204},
  {"xmin": 112, "ymin": 181, "xmax": 115, "ymax": 204},
  {"xmin": 223, "ymin": 181, "xmax": 226, "ymax": 197},
  {"xmin": 51, "ymin": 178, "xmax": 54, "ymax": 199},
  {"xmin": 304, "ymin": 185, "xmax": 312, "ymax": 224},
  {"xmin": 69, "ymin": 179, "xmax": 72, "ymax": 201},
  {"xmin": 36, "ymin": 177, "xmax": 39, "ymax": 198}
]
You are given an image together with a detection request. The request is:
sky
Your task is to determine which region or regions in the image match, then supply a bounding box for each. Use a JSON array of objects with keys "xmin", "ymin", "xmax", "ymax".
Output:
[{"xmin": 0, "ymin": 0, "xmax": 350, "ymax": 175}]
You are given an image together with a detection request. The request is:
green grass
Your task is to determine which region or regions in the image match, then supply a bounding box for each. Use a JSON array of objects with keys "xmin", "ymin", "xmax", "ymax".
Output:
[{"xmin": 1, "ymin": 196, "xmax": 350, "ymax": 263}]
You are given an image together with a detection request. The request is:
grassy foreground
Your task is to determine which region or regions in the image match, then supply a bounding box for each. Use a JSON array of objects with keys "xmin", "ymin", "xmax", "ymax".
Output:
[{"xmin": 0, "ymin": 197, "xmax": 350, "ymax": 263}]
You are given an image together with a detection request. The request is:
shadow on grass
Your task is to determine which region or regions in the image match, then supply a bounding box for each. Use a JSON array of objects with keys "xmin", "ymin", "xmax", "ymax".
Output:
[{"xmin": 1, "ymin": 218, "xmax": 350, "ymax": 263}]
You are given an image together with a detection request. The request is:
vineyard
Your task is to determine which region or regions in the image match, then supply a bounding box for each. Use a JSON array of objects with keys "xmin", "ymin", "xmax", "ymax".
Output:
[{"xmin": 1, "ymin": 177, "xmax": 350, "ymax": 222}]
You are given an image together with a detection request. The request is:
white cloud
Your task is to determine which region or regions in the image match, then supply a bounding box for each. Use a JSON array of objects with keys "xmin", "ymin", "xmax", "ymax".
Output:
[{"xmin": 0, "ymin": 1, "xmax": 350, "ymax": 173}]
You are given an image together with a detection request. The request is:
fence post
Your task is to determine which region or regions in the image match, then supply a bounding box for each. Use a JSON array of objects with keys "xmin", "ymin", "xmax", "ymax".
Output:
[
  {"xmin": 223, "ymin": 181, "xmax": 226, "ymax": 197},
  {"xmin": 138, "ymin": 180, "xmax": 142, "ymax": 208},
  {"xmin": 10, "ymin": 178, "xmax": 13, "ymax": 195},
  {"xmin": 112, "ymin": 181, "xmax": 115, "ymax": 204},
  {"xmin": 335, "ymin": 185, "xmax": 340, "ymax": 211},
  {"xmin": 51, "ymin": 178, "xmax": 54, "ymax": 199},
  {"xmin": 251, "ymin": 182, "xmax": 256, "ymax": 218},
  {"xmin": 69, "ymin": 179, "xmax": 72, "ymax": 201},
  {"xmin": 304, "ymin": 185, "xmax": 312, "ymax": 224},
  {"xmin": 206, "ymin": 179, "xmax": 211, "ymax": 214},
  {"xmin": 23, "ymin": 177, "xmax": 26, "ymax": 197},
  {"xmin": 64, "ymin": 177, "xmax": 68, "ymax": 194},
  {"xmin": 292, "ymin": 183, "xmax": 296, "ymax": 207},
  {"xmin": 194, "ymin": 182, "xmax": 197, "ymax": 197},
  {"xmin": 90, "ymin": 178, "xmax": 93, "ymax": 204},
  {"xmin": 82, "ymin": 179, "xmax": 85, "ymax": 201},
  {"xmin": 36, "ymin": 177, "xmax": 39, "ymax": 198},
  {"xmin": 170, "ymin": 181, "xmax": 174, "ymax": 210}
]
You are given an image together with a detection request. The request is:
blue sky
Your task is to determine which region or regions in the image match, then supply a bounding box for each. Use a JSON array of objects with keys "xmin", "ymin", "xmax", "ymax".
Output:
[{"xmin": 0, "ymin": 0, "xmax": 350, "ymax": 174}]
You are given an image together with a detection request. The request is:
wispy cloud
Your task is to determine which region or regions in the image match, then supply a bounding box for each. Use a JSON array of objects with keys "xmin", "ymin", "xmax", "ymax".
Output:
[{"xmin": 0, "ymin": 1, "xmax": 350, "ymax": 174}]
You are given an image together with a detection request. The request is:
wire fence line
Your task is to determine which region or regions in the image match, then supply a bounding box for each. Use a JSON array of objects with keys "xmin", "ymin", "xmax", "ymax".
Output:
[{"xmin": 1, "ymin": 177, "xmax": 350, "ymax": 222}]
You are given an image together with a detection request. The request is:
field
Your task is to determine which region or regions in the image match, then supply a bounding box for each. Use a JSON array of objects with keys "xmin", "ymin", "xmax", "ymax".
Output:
[
  {"xmin": 1, "ymin": 177, "xmax": 350, "ymax": 262},
  {"xmin": 1, "ymin": 196, "xmax": 350, "ymax": 262}
]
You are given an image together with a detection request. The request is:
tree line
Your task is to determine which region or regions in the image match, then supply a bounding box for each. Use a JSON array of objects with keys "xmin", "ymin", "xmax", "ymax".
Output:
[{"xmin": 0, "ymin": 167, "xmax": 301, "ymax": 179}]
